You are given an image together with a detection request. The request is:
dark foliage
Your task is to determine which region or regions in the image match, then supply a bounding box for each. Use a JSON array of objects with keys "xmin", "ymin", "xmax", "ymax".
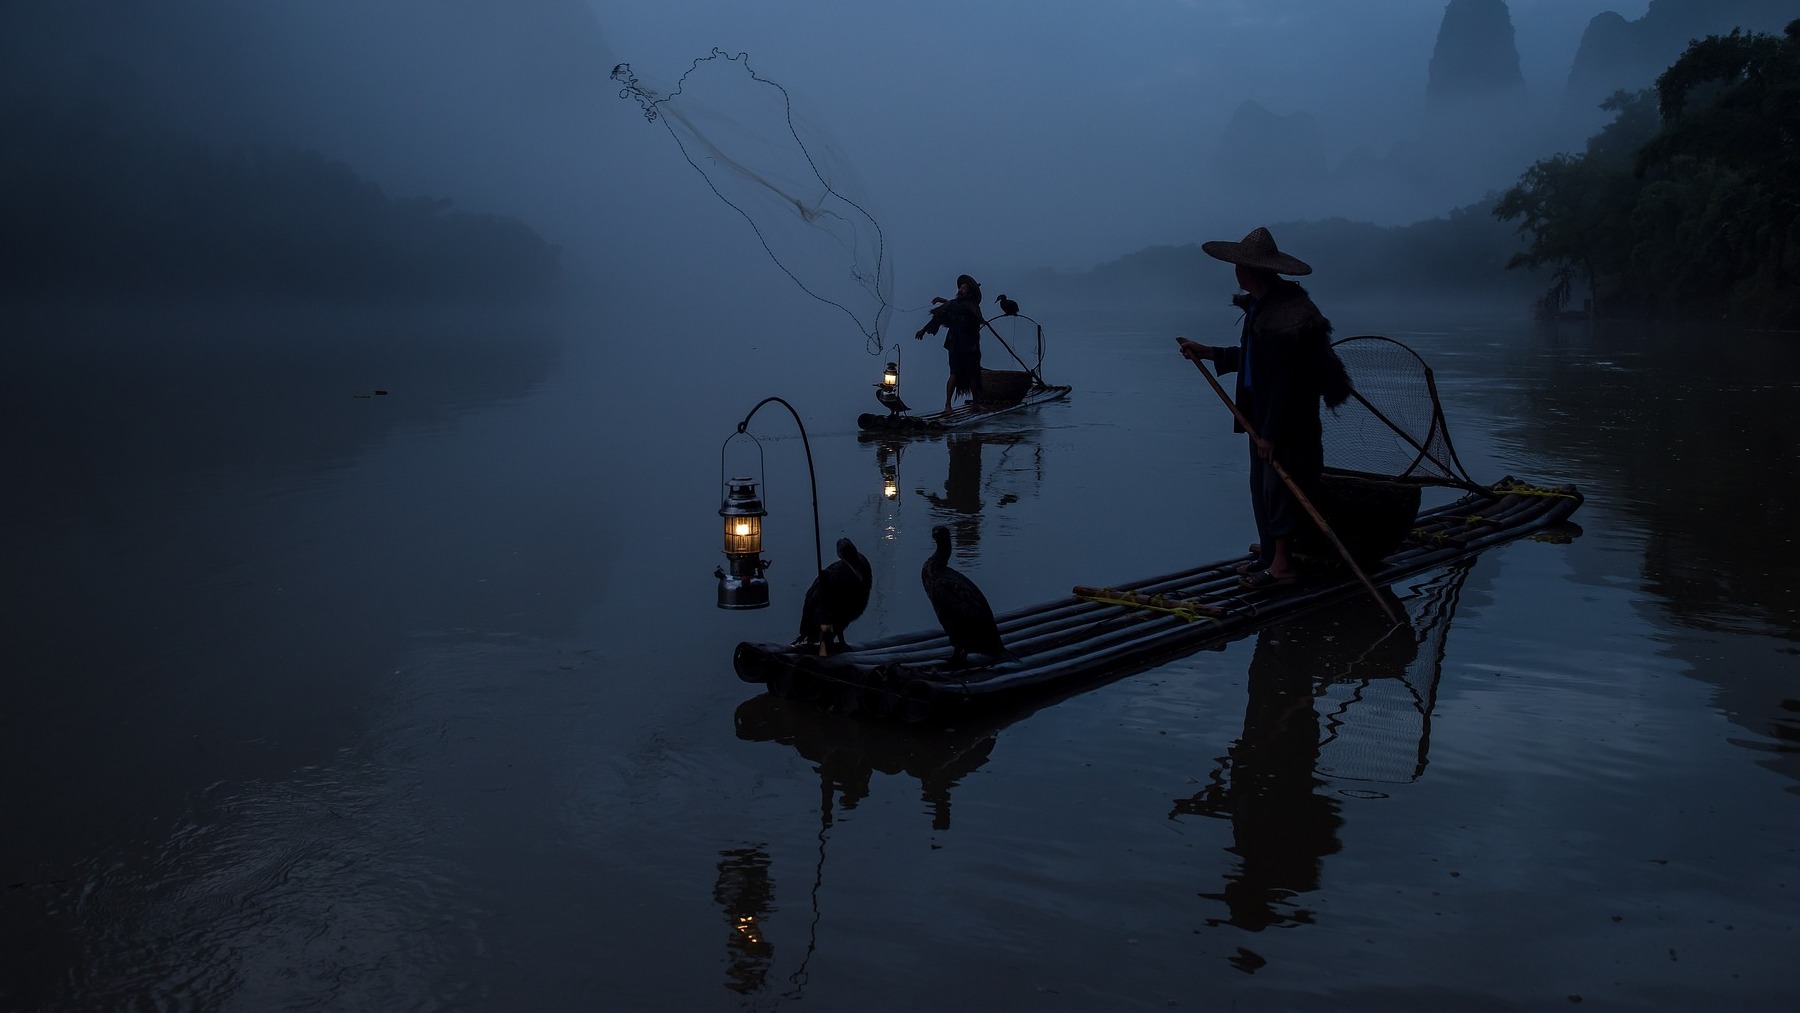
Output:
[
  {"xmin": 1497, "ymin": 20, "xmax": 1800, "ymax": 325},
  {"xmin": 0, "ymin": 100, "xmax": 560, "ymax": 303}
]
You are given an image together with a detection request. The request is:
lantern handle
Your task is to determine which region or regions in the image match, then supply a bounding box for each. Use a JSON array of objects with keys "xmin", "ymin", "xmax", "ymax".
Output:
[
  {"xmin": 719, "ymin": 429, "xmax": 767, "ymax": 498},
  {"xmin": 726, "ymin": 396, "xmax": 823, "ymax": 577}
]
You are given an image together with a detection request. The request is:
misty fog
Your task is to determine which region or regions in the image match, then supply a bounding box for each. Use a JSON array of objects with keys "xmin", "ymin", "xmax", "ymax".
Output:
[
  {"xmin": 5, "ymin": 0, "xmax": 1715, "ymax": 320},
  {"xmin": 11, "ymin": 4, "xmax": 1800, "ymax": 1009}
]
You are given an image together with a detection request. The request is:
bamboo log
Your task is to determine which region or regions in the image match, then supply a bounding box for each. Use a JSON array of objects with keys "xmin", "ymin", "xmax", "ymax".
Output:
[{"xmin": 733, "ymin": 483, "xmax": 1585, "ymax": 720}]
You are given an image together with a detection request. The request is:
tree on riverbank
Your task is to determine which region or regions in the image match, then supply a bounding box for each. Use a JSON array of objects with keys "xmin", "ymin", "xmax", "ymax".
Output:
[{"xmin": 1496, "ymin": 20, "xmax": 1800, "ymax": 325}]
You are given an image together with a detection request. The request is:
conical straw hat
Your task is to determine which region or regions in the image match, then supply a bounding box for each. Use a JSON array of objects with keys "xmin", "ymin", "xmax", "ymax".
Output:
[{"xmin": 1201, "ymin": 226, "xmax": 1312, "ymax": 276}]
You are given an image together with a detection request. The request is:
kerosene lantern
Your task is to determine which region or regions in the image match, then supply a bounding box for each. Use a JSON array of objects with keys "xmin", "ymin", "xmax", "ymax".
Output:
[
  {"xmin": 874, "ymin": 353, "xmax": 909, "ymax": 416},
  {"xmin": 716, "ymin": 476, "xmax": 769, "ymax": 610}
]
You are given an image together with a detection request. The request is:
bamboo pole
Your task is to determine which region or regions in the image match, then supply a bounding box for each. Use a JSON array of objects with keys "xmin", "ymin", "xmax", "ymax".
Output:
[{"xmin": 1184, "ymin": 353, "xmax": 1403, "ymax": 625}]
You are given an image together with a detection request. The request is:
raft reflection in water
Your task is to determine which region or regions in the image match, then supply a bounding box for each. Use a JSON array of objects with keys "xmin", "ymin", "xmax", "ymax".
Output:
[
  {"xmin": 1171, "ymin": 559, "xmax": 1469, "ymax": 940},
  {"xmin": 723, "ymin": 560, "xmax": 1473, "ymax": 988}
]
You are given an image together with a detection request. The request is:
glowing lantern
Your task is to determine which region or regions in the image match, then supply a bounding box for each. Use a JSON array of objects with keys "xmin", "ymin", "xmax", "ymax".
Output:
[{"xmin": 716, "ymin": 476, "xmax": 769, "ymax": 609}]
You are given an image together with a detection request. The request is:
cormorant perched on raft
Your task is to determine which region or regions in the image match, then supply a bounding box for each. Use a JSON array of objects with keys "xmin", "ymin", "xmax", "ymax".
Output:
[
  {"xmin": 794, "ymin": 537, "xmax": 873, "ymax": 653},
  {"xmin": 997, "ymin": 294, "xmax": 1020, "ymax": 316},
  {"xmin": 920, "ymin": 525, "xmax": 1017, "ymax": 666},
  {"xmin": 875, "ymin": 385, "xmax": 911, "ymax": 416}
]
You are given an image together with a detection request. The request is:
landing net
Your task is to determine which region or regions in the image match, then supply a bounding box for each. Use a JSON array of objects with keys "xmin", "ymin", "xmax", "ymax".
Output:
[
  {"xmin": 1314, "ymin": 560, "xmax": 1469, "ymax": 784},
  {"xmin": 1323, "ymin": 335, "xmax": 1484, "ymax": 492}
]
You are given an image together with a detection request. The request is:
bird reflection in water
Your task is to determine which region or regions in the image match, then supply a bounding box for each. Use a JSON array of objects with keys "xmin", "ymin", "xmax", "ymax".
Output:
[
  {"xmin": 1172, "ymin": 561, "xmax": 1469, "ymax": 945},
  {"xmin": 734, "ymin": 692, "xmax": 1000, "ymax": 831},
  {"xmin": 714, "ymin": 694, "xmax": 1008, "ymax": 998}
]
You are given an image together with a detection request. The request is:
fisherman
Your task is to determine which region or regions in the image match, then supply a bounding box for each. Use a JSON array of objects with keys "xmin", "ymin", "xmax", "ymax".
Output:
[
  {"xmin": 1176, "ymin": 227, "xmax": 1350, "ymax": 588},
  {"xmin": 915, "ymin": 273, "xmax": 985, "ymax": 413}
]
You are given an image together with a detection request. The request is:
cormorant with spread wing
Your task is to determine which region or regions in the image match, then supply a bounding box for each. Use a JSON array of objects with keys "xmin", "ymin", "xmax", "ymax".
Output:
[
  {"xmin": 794, "ymin": 537, "xmax": 873, "ymax": 652},
  {"xmin": 920, "ymin": 525, "xmax": 1017, "ymax": 666}
]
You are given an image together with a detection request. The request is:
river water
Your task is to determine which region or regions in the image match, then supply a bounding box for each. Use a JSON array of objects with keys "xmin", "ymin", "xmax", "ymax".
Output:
[{"xmin": 3, "ymin": 294, "xmax": 1796, "ymax": 1011}]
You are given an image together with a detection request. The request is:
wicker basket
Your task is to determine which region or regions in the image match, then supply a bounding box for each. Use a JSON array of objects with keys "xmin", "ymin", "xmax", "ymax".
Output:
[
  {"xmin": 979, "ymin": 369, "xmax": 1032, "ymax": 404},
  {"xmin": 1294, "ymin": 470, "xmax": 1423, "ymax": 567}
]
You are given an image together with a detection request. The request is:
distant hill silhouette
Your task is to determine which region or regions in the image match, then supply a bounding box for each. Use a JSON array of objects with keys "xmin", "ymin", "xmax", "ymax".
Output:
[
  {"xmin": 1427, "ymin": 0, "xmax": 1527, "ymax": 110},
  {"xmin": 0, "ymin": 100, "xmax": 560, "ymax": 303},
  {"xmin": 1016, "ymin": 204, "xmax": 1539, "ymax": 309},
  {"xmin": 1212, "ymin": 100, "xmax": 1329, "ymax": 192},
  {"xmin": 1207, "ymin": 0, "xmax": 1554, "ymax": 226},
  {"xmin": 1410, "ymin": 0, "xmax": 1538, "ymax": 203},
  {"xmin": 1563, "ymin": 0, "xmax": 1796, "ymax": 126}
]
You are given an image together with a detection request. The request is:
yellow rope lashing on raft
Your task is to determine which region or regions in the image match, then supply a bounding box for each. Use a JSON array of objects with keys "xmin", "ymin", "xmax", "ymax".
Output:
[
  {"xmin": 1490, "ymin": 479, "xmax": 1579, "ymax": 499},
  {"xmin": 1072, "ymin": 586, "xmax": 1225, "ymax": 624}
]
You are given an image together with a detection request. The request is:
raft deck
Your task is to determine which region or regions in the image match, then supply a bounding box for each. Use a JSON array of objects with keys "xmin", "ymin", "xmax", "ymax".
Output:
[
  {"xmin": 733, "ymin": 478, "xmax": 1583, "ymax": 723},
  {"xmin": 857, "ymin": 383, "xmax": 1072, "ymax": 433}
]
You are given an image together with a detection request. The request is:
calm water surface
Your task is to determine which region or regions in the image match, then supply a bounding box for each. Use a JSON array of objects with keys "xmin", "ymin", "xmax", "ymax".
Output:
[{"xmin": 3, "ymin": 296, "xmax": 1797, "ymax": 1011}]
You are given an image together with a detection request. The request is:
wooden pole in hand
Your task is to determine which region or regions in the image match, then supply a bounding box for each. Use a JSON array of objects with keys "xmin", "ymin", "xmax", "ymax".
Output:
[{"xmin": 1184, "ymin": 352, "xmax": 1402, "ymax": 625}]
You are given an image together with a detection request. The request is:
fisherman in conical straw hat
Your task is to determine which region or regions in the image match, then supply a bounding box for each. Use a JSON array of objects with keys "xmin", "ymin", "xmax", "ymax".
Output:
[{"xmin": 1177, "ymin": 227, "xmax": 1350, "ymax": 588}]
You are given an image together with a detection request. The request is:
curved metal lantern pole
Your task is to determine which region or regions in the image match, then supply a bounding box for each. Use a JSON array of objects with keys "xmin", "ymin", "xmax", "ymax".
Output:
[
  {"xmin": 732, "ymin": 396, "xmax": 824, "ymax": 577},
  {"xmin": 1185, "ymin": 358, "xmax": 1402, "ymax": 626}
]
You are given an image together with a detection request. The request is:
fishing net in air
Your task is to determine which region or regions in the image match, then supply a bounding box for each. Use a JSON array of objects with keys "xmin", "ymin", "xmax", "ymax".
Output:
[
  {"xmin": 613, "ymin": 50, "xmax": 894, "ymax": 355},
  {"xmin": 1322, "ymin": 335, "xmax": 1484, "ymax": 493}
]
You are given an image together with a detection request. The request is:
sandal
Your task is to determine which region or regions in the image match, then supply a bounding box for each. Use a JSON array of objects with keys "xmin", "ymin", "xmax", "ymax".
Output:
[
  {"xmin": 1239, "ymin": 568, "xmax": 1298, "ymax": 589},
  {"xmin": 1235, "ymin": 559, "xmax": 1262, "ymax": 575}
]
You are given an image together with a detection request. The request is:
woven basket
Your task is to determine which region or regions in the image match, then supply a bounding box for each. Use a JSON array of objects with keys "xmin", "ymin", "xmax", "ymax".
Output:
[
  {"xmin": 979, "ymin": 369, "xmax": 1032, "ymax": 404},
  {"xmin": 1294, "ymin": 471, "xmax": 1422, "ymax": 567}
]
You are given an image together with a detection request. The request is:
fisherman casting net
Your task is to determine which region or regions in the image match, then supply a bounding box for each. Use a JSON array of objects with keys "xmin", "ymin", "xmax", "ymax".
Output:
[{"xmin": 613, "ymin": 50, "xmax": 894, "ymax": 355}]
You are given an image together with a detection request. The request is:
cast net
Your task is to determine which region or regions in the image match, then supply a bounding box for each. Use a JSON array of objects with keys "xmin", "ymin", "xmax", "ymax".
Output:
[{"xmin": 613, "ymin": 50, "xmax": 894, "ymax": 355}]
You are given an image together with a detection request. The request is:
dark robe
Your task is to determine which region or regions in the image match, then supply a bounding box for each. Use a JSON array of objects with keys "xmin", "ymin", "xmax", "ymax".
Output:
[
  {"xmin": 1210, "ymin": 281, "xmax": 1348, "ymax": 554},
  {"xmin": 921, "ymin": 293, "xmax": 985, "ymax": 400}
]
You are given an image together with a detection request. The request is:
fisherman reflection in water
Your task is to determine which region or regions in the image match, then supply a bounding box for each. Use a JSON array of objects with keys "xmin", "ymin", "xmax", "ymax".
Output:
[
  {"xmin": 1177, "ymin": 227, "xmax": 1350, "ymax": 589},
  {"xmin": 916, "ymin": 432, "xmax": 1026, "ymax": 556},
  {"xmin": 916, "ymin": 273, "xmax": 985, "ymax": 413},
  {"xmin": 918, "ymin": 432, "xmax": 986, "ymax": 553},
  {"xmin": 1173, "ymin": 625, "xmax": 1345, "ymax": 933}
]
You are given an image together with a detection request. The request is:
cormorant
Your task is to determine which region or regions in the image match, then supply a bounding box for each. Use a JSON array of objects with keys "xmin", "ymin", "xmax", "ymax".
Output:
[
  {"xmin": 997, "ymin": 294, "xmax": 1020, "ymax": 316},
  {"xmin": 875, "ymin": 385, "xmax": 911, "ymax": 415},
  {"xmin": 920, "ymin": 525, "xmax": 1017, "ymax": 666},
  {"xmin": 794, "ymin": 537, "xmax": 873, "ymax": 652}
]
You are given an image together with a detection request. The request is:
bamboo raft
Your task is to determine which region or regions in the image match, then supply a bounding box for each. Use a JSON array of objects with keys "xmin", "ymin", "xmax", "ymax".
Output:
[
  {"xmin": 733, "ymin": 478, "xmax": 1583, "ymax": 723},
  {"xmin": 857, "ymin": 379, "xmax": 1071, "ymax": 433}
]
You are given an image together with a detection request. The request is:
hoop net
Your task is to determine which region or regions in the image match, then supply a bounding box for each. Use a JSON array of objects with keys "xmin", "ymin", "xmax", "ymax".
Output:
[{"xmin": 1322, "ymin": 335, "xmax": 1483, "ymax": 492}]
